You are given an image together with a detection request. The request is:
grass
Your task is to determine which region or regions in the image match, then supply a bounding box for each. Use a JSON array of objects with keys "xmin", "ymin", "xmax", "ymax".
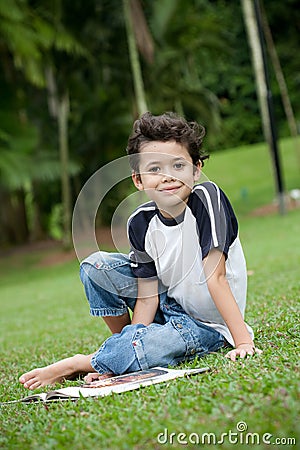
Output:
[{"xmin": 0, "ymin": 137, "xmax": 299, "ymax": 449}]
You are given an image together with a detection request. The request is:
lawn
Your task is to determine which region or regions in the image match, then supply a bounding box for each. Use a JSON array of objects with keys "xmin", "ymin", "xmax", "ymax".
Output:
[{"xmin": 0, "ymin": 138, "xmax": 299, "ymax": 449}]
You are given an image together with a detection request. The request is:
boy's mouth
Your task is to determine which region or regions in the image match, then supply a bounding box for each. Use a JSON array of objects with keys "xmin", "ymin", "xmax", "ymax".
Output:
[{"xmin": 158, "ymin": 185, "xmax": 182, "ymax": 194}]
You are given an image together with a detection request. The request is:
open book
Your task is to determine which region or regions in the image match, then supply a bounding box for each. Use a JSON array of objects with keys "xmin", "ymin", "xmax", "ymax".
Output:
[{"xmin": 2, "ymin": 366, "xmax": 210, "ymax": 404}]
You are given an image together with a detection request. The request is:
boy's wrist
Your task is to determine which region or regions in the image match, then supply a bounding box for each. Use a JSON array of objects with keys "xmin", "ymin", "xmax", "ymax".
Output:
[{"xmin": 236, "ymin": 341, "xmax": 255, "ymax": 350}]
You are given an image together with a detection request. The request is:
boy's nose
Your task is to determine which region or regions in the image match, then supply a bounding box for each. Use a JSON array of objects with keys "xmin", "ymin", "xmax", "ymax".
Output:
[{"xmin": 161, "ymin": 173, "xmax": 175, "ymax": 182}]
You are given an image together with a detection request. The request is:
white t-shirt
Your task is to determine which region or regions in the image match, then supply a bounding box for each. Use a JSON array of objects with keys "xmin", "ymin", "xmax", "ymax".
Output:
[{"xmin": 127, "ymin": 181, "xmax": 254, "ymax": 345}]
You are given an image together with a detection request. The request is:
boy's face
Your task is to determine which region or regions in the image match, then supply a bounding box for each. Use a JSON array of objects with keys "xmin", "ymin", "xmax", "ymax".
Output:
[{"xmin": 132, "ymin": 140, "xmax": 201, "ymax": 218}]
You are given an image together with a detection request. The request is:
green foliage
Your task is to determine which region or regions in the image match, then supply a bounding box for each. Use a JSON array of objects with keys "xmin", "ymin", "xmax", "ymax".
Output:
[
  {"xmin": 0, "ymin": 0, "xmax": 299, "ymax": 245},
  {"xmin": 147, "ymin": 0, "xmax": 224, "ymax": 137},
  {"xmin": 0, "ymin": 115, "xmax": 73, "ymax": 190},
  {"xmin": 0, "ymin": 0, "xmax": 87, "ymax": 86}
]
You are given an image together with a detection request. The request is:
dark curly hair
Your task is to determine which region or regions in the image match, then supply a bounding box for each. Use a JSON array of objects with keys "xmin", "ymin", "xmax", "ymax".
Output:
[{"xmin": 126, "ymin": 111, "xmax": 208, "ymax": 172}]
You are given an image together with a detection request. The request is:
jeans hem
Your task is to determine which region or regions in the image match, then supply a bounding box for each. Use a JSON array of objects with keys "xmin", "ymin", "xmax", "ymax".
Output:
[
  {"xmin": 90, "ymin": 307, "xmax": 128, "ymax": 317},
  {"xmin": 90, "ymin": 357, "xmax": 111, "ymax": 375}
]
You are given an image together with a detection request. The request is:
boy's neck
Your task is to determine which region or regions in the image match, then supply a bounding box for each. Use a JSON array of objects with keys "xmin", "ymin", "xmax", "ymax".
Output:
[{"xmin": 157, "ymin": 202, "xmax": 187, "ymax": 220}]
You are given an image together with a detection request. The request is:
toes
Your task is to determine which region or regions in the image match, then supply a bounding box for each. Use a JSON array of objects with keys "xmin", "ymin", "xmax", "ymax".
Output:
[
  {"xmin": 20, "ymin": 369, "xmax": 42, "ymax": 389},
  {"xmin": 19, "ymin": 372, "xmax": 35, "ymax": 385},
  {"xmin": 23, "ymin": 377, "xmax": 38, "ymax": 389},
  {"xmin": 28, "ymin": 380, "xmax": 42, "ymax": 390},
  {"xmin": 19, "ymin": 371, "xmax": 35, "ymax": 384},
  {"xmin": 20, "ymin": 369, "xmax": 39, "ymax": 379}
]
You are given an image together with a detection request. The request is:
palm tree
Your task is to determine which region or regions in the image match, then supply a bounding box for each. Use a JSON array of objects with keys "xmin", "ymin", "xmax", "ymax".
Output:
[{"xmin": 122, "ymin": 0, "xmax": 151, "ymax": 115}]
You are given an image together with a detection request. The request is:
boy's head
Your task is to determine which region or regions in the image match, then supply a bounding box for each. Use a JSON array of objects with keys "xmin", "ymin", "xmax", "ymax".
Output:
[{"xmin": 126, "ymin": 111, "xmax": 208, "ymax": 173}]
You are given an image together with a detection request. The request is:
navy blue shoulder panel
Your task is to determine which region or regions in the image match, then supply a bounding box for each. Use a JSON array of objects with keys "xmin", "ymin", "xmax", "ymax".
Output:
[
  {"xmin": 127, "ymin": 202, "xmax": 157, "ymax": 252},
  {"xmin": 188, "ymin": 182, "xmax": 238, "ymax": 259},
  {"xmin": 127, "ymin": 202, "xmax": 158, "ymax": 278}
]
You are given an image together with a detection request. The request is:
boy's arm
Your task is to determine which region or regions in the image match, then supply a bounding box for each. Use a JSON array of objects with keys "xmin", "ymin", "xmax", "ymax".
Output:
[
  {"xmin": 131, "ymin": 278, "xmax": 159, "ymax": 326},
  {"xmin": 203, "ymin": 249, "xmax": 262, "ymax": 361}
]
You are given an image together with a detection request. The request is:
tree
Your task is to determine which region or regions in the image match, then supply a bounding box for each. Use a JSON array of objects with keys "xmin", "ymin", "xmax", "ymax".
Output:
[
  {"xmin": 260, "ymin": 4, "xmax": 300, "ymax": 169},
  {"xmin": 122, "ymin": 0, "xmax": 150, "ymax": 115},
  {"xmin": 241, "ymin": 0, "xmax": 285, "ymax": 214}
]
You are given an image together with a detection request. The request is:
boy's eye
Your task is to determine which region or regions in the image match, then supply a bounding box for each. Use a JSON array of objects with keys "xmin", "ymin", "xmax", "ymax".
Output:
[
  {"xmin": 174, "ymin": 162, "xmax": 185, "ymax": 169},
  {"xmin": 148, "ymin": 166, "xmax": 160, "ymax": 173}
]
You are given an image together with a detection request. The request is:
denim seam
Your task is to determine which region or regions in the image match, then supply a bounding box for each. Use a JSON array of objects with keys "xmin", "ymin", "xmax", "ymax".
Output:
[
  {"xmin": 170, "ymin": 318, "xmax": 193, "ymax": 356},
  {"xmin": 132, "ymin": 328, "xmax": 149, "ymax": 370}
]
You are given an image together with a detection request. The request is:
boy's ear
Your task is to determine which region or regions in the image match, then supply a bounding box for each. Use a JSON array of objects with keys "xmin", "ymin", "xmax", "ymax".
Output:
[
  {"xmin": 132, "ymin": 172, "xmax": 144, "ymax": 190},
  {"xmin": 193, "ymin": 161, "xmax": 202, "ymax": 182}
]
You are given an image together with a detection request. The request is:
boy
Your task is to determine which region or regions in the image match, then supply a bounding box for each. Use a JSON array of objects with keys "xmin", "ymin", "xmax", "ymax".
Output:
[{"xmin": 19, "ymin": 112, "xmax": 261, "ymax": 390}]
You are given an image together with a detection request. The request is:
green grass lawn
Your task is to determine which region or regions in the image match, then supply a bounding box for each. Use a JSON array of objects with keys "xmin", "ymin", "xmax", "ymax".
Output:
[{"xmin": 0, "ymin": 138, "xmax": 299, "ymax": 449}]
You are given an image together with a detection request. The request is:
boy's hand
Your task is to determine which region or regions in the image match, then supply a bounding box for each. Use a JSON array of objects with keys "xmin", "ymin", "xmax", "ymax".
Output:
[{"xmin": 225, "ymin": 343, "xmax": 263, "ymax": 361}]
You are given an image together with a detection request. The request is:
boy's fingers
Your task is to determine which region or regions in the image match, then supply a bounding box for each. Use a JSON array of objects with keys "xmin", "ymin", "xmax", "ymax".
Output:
[
  {"xmin": 254, "ymin": 347, "xmax": 263, "ymax": 355},
  {"xmin": 230, "ymin": 352, "xmax": 236, "ymax": 362},
  {"xmin": 247, "ymin": 347, "xmax": 263, "ymax": 356},
  {"xmin": 225, "ymin": 346, "xmax": 262, "ymax": 361},
  {"xmin": 225, "ymin": 350, "xmax": 237, "ymax": 361}
]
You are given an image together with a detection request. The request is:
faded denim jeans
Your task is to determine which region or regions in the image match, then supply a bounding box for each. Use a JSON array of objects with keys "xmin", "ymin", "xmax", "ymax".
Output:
[{"xmin": 80, "ymin": 252, "xmax": 225, "ymax": 375}]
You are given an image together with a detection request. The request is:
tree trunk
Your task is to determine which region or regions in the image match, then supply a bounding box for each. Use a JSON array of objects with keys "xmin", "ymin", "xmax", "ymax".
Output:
[
  {"xmin": 241, "ymin": 0, "xmax": 285, "ymax": 215},
  {"xmin": 45, "ymin": 67, "xmax": 72, "ymax": 249},
  {"xmin": 261, "ymin": 5, "xmax": 300, "ymax": 169},
  {"xmin": 0, "ymin": 189, "xmax": 29, "ymax": 245},
  {"xmin": 28, "ymin": 181, "xmax": 47, "ymax": 241},
  {"xmin": 123, "ymin": 0, "xmax": 148, "ymax": 115},
  {"xmin": 57, "ymin": 91, "xmax": 72, "ymax": 250},
  {"xmin": 241, "ymin": 0, "xmax": 271, "ymax": 145}
]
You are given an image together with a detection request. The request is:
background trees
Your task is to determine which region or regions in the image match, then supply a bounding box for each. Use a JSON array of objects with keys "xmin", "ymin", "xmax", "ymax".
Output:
[{"xmin": 0, "ymin": 0, "xmax": 299, "ymax": 246}]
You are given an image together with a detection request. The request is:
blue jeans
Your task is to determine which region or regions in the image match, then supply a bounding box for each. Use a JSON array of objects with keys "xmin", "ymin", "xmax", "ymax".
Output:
[{"xmin": 80, "ymin": 252, "xmax": 225, "ymax": 375}]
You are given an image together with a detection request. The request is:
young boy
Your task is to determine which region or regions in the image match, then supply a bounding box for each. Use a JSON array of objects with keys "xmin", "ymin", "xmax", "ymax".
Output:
[{"xmin": 19, "ymin": 112, "xmax": 261, "ymax": 390}]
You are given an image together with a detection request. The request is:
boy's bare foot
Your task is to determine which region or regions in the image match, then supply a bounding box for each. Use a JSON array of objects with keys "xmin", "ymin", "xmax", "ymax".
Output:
[{"xmin": 19, "ymin": 354, "xmax": 95, "ymax": 390}]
